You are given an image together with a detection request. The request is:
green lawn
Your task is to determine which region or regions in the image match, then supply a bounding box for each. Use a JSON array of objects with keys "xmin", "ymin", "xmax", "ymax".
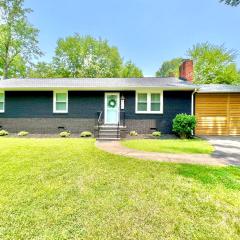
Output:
[
  {"xmin": 122, "ymin": 139, "xmax": 214, "ymax": 154},
  {"xmin": 0, "ymin": 138, "xmax": 239, "ymax": 239}
]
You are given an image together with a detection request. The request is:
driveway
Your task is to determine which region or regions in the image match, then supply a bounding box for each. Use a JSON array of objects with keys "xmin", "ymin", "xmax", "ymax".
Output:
[{"xmin": 204, "ymin": 136, "xmax": 240, "ymax": 165}]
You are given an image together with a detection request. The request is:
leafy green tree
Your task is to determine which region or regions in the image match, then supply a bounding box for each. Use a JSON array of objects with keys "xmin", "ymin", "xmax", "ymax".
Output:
[
  {"xmin": 121, "ymin": 61, "xmax": 143, "ymax": 77},
  {"xmin": 188, "ymin": 42, "xmax": 240, "ymax": 84},
  {"xmin": 5, "ymin": 55, "xmax": 27, "ymax": 77},
  {"xmin": 52, "ymin": 34, "xmax": 123, "ymax": 78},
  {"xmin": 220, "ymin": 0, "xmax": 240, "ymax": 6},
  {"xmin": 0, "ymin": 0, "xmax": 42, "ymax": 79},
  {"xmin": 0, "ymin": 55, "xmax": 27, "ymax": 77},
  {"xmin": 156, "ymin": 58, "xmax": 183, "ymax": 77},
  {"xmin": 28, "ymin": 62, "xmax": 56, "ymax": 78}
]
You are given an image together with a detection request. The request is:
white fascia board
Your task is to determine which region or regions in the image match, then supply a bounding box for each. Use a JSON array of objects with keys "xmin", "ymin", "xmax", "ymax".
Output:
[{"xmin": 0, "ymin": 87, "xmax": 197, "ymax": 91}]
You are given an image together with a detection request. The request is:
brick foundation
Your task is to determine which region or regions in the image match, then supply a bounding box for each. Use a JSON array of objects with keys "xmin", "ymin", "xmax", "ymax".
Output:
[{"xmin": 0, "ymin": 118, "xmax": 96, "ymax": 134}]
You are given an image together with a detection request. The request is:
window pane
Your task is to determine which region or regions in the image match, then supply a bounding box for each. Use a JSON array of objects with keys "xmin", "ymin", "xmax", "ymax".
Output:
[
  {"xmin": 56, "ymin": 102, "xmax": 67, "ymax": 111},
  {"xmin": 138, "ymin": 93, "xmax": 147, "ymax": 102},
  {"xmin": 0, "ymin": 93, "xmax": 4, "ymax": 102},
  {"xmin": 56, "ymin": 93, "xmax": 66, "ymax": 102},
  {"xmin": 138, "ymin": 102, "xmax": 147, "ymax": 111},
  {"xmin": 0, "ymin": 103, "xmax": 3, "ymax": 111},
  {"xmin": 151, "ymin": 93, "xmax": 160, "ymax": 102},
  {"xmin": 151, "ymin": 103, "xmax": 160, "ymax": 111}
]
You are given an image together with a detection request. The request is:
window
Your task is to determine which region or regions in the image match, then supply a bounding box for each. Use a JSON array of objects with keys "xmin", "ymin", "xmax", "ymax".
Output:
[
  {"xmin": 0, "ymin": 92, "xmax": 5, "ymax": 113},
  {"xmin": 151, "ymin": 93, "xmax": 161, "ymax": 111},
  {"xmin": 137, "ymin": 93, "xmax": 147, "ymax": 111},
  {"xmin": 54, "ymin": 91, "xmax": 68, "ymax": 113},
  {"xmin": 136, "ymin": 91, "xmax": 163, "ymax": 114}
]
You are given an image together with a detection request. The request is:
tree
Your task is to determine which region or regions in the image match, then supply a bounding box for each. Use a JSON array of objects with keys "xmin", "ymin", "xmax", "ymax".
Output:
[
  {"xmin": 0, "ymin": 55, "xmax": 27, "ymax": 77},
  {"xmin": 0, "ymin": 0, "xmax": 42, "ymax": 79},
  {"xmin": 188, "ymin": 42, "xmax": 240, "ymax": 84},
  {"xmin": 155, "ymin": 58, "xmax": 183, "ymax": 77},
  {"xmin": 220, "ymin": 0, "xmax": 240, "ymax": 6},
  {"xmin": 53, "ymin": 34, "xmax": 123, "ymax": 78},
  {"xmin": 121, "ymin": 61, "xmax": 143, "ymax": 77},
  {"xmin": 5, "ymin": 55, "xmax": 27, "ymax": 77},
  {"xmin": 28, "ymin": 62, "xmax": 56, "ymax": 78}
]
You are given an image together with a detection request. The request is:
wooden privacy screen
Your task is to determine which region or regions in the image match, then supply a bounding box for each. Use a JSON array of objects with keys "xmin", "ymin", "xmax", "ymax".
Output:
[{"xmin": 195, "ymin": 93, "xmax": 240, "ymax": 136}]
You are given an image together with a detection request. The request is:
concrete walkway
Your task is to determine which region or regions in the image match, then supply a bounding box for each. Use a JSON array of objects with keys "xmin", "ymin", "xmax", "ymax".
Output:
[{"xmin": 96, "ymin": 141, "xmax": 232, "ymax": 166}]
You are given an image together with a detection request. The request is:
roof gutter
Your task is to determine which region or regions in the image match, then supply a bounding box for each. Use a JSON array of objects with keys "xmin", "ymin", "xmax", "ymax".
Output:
[{"xmin": 0, "ymin": 86, "xmax": 197, "ymax": 91}]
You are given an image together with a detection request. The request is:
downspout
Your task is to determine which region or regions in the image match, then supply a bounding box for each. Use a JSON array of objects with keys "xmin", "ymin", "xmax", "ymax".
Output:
[
  {"xmin": 191, "ymin": 88, "xmax": 197, "ymax": 116},
  {"xmin": 191, "ymin": 88, "xmax": 197, "ymax": 136}
]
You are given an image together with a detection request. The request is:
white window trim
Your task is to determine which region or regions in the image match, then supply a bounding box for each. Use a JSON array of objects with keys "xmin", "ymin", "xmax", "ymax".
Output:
[
  {"xmin": 135, "ymin": 90, "xmax": 163, "ymax": 114},
  {"xmin": 53, "ymin": 91, "xmax": 68, "ymax": 113},
  {"xmin": 0, "ymin": 91, "xmax": 5, "ymax": 113}
]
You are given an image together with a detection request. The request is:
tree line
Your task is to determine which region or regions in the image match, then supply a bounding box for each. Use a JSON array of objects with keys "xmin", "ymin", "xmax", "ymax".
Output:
[
  {"xmin": 0, "ymin": 0, "xmax": 143, "ymax": 79},
  {"xmin": 156, "ymin": 43, "xmax": 240, "ymax": 84},
  {"xmin": 0, "ymin": 0, "xmax": 239, "ymax": 84},
  {"xmin": 29, "ymin": 35, "xmax": 143, "ymax": 78},
  {"xmin": 221, "ymin": 0, "xmax": 240, "ymax": 6}
]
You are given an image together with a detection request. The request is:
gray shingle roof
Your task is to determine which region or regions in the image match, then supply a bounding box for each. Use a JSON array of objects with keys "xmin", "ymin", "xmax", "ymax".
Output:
[
  {"xmin": 197, "ymin": 84, "xmax": 240, "ymax": 93},
  {"xmin": 0, "ymin": 77, "xmax": 196, "ymax": 90},
  {"xmin": 1, "ymin": 78, "xmax": 239, "ymax": 92}
]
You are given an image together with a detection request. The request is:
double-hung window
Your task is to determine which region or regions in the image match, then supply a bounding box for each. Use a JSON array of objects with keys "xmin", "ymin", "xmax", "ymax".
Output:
[
  {"xmin": 137, "ymin": 93, "xmax": 148, "ymax": 112},
  {"xmin": 136, "ymin": 91, "xmax": 163, "ymax": 114},
  {"xmin": 53, "ymin": 91, "xmax": 68, "ymax": 113},
  {"xmin": 0, "ymin": 91, "xmax": 5, "ymax": 113},
  {"xmin": 151, "ymin": 93, "xmax": 161, "ymax": 112}
]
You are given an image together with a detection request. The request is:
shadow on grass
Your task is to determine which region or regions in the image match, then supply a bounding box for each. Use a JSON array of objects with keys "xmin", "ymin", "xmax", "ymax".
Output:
[{"xmin": 177, "ymin": 164, "xmax": 240, "ymax": 190}]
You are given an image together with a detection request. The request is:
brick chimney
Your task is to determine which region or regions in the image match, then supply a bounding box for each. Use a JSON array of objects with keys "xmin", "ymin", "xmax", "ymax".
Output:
[{"xmin": 179, "ymin": 59, "xmax": 193, "ymax": 82}]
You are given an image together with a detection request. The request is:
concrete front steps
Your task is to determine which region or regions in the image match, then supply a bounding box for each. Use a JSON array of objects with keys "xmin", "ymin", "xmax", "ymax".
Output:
[{"xmin": 96, "ymin": 125, "xmax": 126, "ymax": 141}]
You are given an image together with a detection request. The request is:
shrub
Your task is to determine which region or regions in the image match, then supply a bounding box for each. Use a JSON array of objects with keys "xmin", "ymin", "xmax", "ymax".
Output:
[
  {"xmin": 152, "ymin": 131, "xmax": 161, "ymax": 137},
  {"xmin": 59, "ymin": 131, "xmax": 71, "ymax": 138},
  {"xmin": 172, "ymin": 114, "xmax": 196, "ymax": 139},
  {"xmin": 18, "ymin": 131, "xmax": 29, "ymax": 137},
  {"xmin": 129, "ymin": 131, "xmax": 138, "ymax": 136},
  {"xmin": 0, "ymin": 130, "xmax": 9, "ymax": 136},
  {"xmin": 80, "ymin": 131, "xmax": 92, "ymax": 137}
]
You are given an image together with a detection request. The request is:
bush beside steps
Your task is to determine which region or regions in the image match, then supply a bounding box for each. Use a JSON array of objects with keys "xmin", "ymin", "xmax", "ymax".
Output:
[{"xmin": 129, "ymin": 131, "xmax": 138, "ymax": 136}]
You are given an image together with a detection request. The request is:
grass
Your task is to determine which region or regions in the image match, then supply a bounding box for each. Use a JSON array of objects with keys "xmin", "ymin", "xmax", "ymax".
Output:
[
  {"xmin": 0, "ymin": 138, "xmax": 240, "ymax": 239},
  {"xmin": 122, "ymin": 139, "xmax": 214, "ymax": 154}
]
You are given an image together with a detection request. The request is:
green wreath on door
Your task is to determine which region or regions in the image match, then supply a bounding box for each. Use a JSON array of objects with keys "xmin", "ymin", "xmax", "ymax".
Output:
[{"xmin": 108, "ymin": 99, "xmax": 117, "ymax": 108}]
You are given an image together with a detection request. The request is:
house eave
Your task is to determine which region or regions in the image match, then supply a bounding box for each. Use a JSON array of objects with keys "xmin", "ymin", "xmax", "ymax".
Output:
[
  {"xmin": 197, "ymin": 90, "xmax": 240, "ymax": 93},
  {"xmin": 0, "ymin": 86, "xmax": 197, "ymax": 91}
]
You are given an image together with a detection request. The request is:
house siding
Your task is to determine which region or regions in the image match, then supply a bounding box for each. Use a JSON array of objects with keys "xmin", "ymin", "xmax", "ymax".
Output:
[
  {"xmin": 123, "ymin": 91, "xmax": 192, "ymax": 134},
  {"xmin": 0, "ymin": 90, "xmax": 192, "ymax": 134},
  {"xmin": 3, "ymin": 91, "xmax": 104, "ymax": 118}
]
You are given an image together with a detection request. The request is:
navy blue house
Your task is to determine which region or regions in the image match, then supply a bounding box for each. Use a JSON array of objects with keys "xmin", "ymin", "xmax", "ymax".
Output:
[
  {"xmin": 0, "ymin": 77, "xmax": 196, "ymax": 138},
  {"xmin": 1, "ymin": 59, "xmax": 239, "ymax": 138}
]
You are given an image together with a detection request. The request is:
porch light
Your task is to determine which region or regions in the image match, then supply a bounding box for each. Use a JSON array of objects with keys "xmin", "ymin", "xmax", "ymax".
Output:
[{"xmin": 121, "ymin": 95, "xmax": 125, "ymax": 110}]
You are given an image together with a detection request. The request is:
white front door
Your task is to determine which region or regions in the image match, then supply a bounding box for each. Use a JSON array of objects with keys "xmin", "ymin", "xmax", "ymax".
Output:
[{"xmin": 105, "ymin": 93, "xmax": 120, "ymax": 124}]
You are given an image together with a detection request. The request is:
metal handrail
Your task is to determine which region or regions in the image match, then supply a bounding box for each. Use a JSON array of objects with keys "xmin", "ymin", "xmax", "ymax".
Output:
[
  {"xmin": 120, "ymin": 110, "xmax": 125, "ymax": 127},
  {"xmin": 97, "ymin": 110, "xmax": 124, "ymax": 139},
  {"xmin": 97, "ymin": 111, "xmax": 103, "ymax": 138},
  {"xmin": 117, "ymin": 121, "xmax": 120, "ymax": 139},
  {"xmin": 98, "ymin": 111, "xmax": 103, "ymax": 124}
]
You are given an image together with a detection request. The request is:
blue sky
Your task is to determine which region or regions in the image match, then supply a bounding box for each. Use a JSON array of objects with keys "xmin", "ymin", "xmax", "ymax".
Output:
[{"xmin": 26, "ymin": 0, "xmax": 240, "ymax": 76}]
